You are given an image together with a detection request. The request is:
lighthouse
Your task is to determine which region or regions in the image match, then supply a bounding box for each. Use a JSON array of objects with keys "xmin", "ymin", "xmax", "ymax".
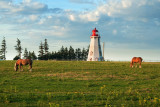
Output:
[{"xmin": 87, "ymin": 28, "xmax": 103, "ymax": 61}]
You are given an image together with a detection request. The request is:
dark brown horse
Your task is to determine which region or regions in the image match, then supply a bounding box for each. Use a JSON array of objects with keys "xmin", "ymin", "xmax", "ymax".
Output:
[
  {"xmin": 14, "ymin": 59, "xmax": 33, "ymax": 71},
  {"xmin": 130, "ymin": 57, "xmax": 143, "ymax": 68}
]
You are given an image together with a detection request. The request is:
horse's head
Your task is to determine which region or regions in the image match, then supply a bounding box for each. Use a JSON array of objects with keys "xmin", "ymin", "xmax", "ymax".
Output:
[
  {"xmin": 130, "ymin": 62, "xmax": 133, "ymax": 68},
  {"xmin": 14, "ymin": 63, "xmax": 18, "ymax": 71},
  {"xmin": 130, "ymin": 63, "xmax": 132, "ymax": 67}
]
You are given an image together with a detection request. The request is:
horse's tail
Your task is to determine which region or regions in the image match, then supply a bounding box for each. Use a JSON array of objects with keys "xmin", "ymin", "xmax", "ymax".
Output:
[
  {"xmin": 29, "ymin": 59, "xmax": 33, "ymax": 72},
  {"xmin": 14, "ymin": 63, "xmax": 17, "ymax": 71}
]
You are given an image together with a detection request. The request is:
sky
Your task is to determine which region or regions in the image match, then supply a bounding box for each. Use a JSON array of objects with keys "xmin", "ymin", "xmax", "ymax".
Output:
[{"xmin": 0, "ymin": 0, "xmax": 160, "ymax": 61}]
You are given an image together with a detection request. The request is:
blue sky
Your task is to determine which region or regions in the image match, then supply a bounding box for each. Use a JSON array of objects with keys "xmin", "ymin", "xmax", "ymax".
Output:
[{"xmin": 0, "ymin": 0, "xmax": 160, "ymax": 61}]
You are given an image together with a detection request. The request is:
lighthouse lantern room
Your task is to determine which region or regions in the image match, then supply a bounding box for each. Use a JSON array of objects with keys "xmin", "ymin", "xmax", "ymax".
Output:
[{"xmin": 87, "ymin": 28, "xmax": 103, "ymax": 61}]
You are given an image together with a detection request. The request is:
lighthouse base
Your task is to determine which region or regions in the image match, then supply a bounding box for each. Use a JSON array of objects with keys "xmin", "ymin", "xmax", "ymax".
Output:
[{"xmin": 87, "ymin": 56, "xmax": 103, "ymax": 61}]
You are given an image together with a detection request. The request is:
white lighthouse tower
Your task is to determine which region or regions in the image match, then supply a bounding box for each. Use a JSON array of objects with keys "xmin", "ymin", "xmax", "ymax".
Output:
[{"xmin": 87, "ymin": 28, "xmax": 103, "ymax": 61}]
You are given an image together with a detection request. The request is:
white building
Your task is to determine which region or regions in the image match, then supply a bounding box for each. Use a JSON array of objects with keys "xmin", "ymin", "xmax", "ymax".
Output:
[{"xmin": 87, "ymin": 28, "xmax": 103, "ymax": 61}]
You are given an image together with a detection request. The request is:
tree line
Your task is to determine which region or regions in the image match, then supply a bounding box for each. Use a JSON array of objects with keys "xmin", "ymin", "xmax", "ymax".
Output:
[{"xmin": 0, "ymin": 37, "xmax": 89, "ymax": 61}]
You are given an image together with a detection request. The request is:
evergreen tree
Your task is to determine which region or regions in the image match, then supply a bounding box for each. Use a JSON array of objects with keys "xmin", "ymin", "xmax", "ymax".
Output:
[
  {"xmin": 47, "ymin": 52, "xmax": 52, "ymax": 60},
  {"xmin": 60, "ymin": 46, "xmax": 65, "ymax": 60},
  {"xmin": 75, "ymin": 49, "xmax": 78, "ymax": 61},
  {"xmin": 54, "ymin": 51, "xmax": 59, "ymax": 60},
  {"xmin": 81, "ymin": 48, "xmax": 86, "ymax": 61},
  {"xmin": 78, "ymin": 48, "xmax": 82, "ymax": 60},
  {"xmin": 68, "ymin": 46, "xmax": 75, "ymax": 60},
  {"xmin": 32, "ymin": 51, "xmax": 37, "ymax": 60},
  {"xmin": 75, "ymin": 48, "xmax": 81, "ymax": 60},
  {"xmin": 28, "ymin": 51, "xmax": 37, "ymax": 60},
  {"xmin": 0, "ymin": 52, "xmax": 1, "ymax": 60},
  {"xmin": 0, "ymin": 37, "xmax": 7, "ymax": 60},
  {"xmin": 56, "ymin": 51, "xmax": 61, "ymax": 60},
  {"xmin": 51, "ymin": 51, "xmax": 55, "ymax": 59},
  {"xmin": 14, "ymin": 38, "xmax": 23, "ymax": 59},
  {"xmin": 23, "ymin": 48, "xmax": 28, "ymax": 59},
  {"xmin": 44, "ymin": 39, "xmax": 49, "ymax": 55},
  {"xmin": 64, "ymin": 47, "xmax": 69, "ymax": 60},
  {"xmin": 38, "ymin": 42, "xmax": 44, "ymax": 60},
  {"xmin": 28, "ymin": 51, "xmax": 32, "ymax": 59},
  {"xmin": 13, "ymin": 56, "xmax": 20, "ymax": 60}
]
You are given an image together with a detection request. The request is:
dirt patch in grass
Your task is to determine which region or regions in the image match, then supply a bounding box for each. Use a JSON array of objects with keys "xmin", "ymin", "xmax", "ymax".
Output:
[
  {"xmin": 32, "ymin": 72, "xmax": 135, "ymax": 81},
  {"xmin": 47, "ymin": 72, "xmax": 81, "ymax": 78},
  {"xmin": 32, "ymin": 72, "xmax": 101, "ymax": 80},
  {"xmin": 101, "ymin": 74, "xmax": 135, "ymax": 81}
]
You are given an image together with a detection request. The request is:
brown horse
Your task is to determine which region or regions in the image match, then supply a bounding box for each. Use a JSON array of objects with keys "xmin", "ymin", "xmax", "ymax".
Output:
[
  {"xmin": 130, "ymin": 57, "xmax": 143, "ymax": 68},
  {"xmin": 14, "ymin": 59, "xmax": 33, "ymax": 71}
]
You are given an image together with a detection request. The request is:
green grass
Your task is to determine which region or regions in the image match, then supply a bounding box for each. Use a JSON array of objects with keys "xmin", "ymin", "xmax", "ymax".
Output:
[{"xmin": 0, "ymin": 61, "xmax": 160, "ymax": 107}]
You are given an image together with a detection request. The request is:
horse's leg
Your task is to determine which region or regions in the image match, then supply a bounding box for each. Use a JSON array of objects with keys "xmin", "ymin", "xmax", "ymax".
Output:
[
  {"xmin": 130, "ymin": 63, "xmax": 132, "ymax": 68},
  {"xmin": 29, "ymin": 64, "xmax": 32, "ymax": 72},
  {"xmin": 135, "ymin": 63, "xmax": 137, "ymax": 68},
  {"xmin": 28, "ymin": 65, "xmax": 30, "ymax": 70},
  {"xmin": 19, "ymin": 64, "xmax": 21, "ymax": 72},
  {"xmin": 132, "ymin": 62, "xmax": 134, "ymax": 68},
  {"xmin": 20, "ymin": 65, "xmax": 23, "ymax": 71},
  {"xmin": 21, "ymin": 65, "xmax": 23, "ymax": 71},
  {"xmin": 131, "ymin": 61, "xmax": 133, "ymax": 68}
]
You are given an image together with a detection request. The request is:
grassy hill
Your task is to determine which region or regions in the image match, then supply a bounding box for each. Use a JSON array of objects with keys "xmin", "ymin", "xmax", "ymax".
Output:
[{"xmin": 0, "ymin": 61, "xmax": 160, "ymax": 106}]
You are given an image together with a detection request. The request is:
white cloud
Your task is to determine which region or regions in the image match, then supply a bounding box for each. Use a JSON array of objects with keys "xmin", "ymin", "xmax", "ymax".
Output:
[
  {"xmin": 69, "ymin": 14, "xmax": 76, "ymax": 21},
  {"xmin": 69, "ymin": 0, "xmax": 106, "ymax": 5},
  {"xmin": 18, "ymin": 17, "xmax": 27, "ymax": 23},
  {"xmin": 38, "ymin": 18, "xmax": 45, "ymax": 25},
  {"xmin": 79, "ymin": 11, "xmax": 100, "ymax": 22},
  {"xmin": 121, "ymin": 0, "xmax": 132, "ymax": 8},
  {"xmin": 23, "ymin": 0, "xmax": 32, "ymax": 3},
  {"xmin": 112, "ymin": 29, "xmax": 117, "ymax": 35},
  {"xmin": 69, "ymin": 0, "xmax": 92, "ymax": 4},
  {"xmin": 94, "ymin": 0, "xmax": 160, "ymax": 21},
  {"xmin": 48, "ymin": 16, "xmax": 52, "ymax": 19},
  {"xmin": 0, "ymin": 0, "xmax": 49, "ymax": 15},
  {"xmin": 29, "ymin": 15, "xmax": 38, "ymax": 21}
]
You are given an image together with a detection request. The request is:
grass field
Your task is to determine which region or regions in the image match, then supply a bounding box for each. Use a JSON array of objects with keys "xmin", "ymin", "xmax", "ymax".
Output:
[{"xmin": 0, "ymin": 61, "xmax": 160, "ymax": 107}]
